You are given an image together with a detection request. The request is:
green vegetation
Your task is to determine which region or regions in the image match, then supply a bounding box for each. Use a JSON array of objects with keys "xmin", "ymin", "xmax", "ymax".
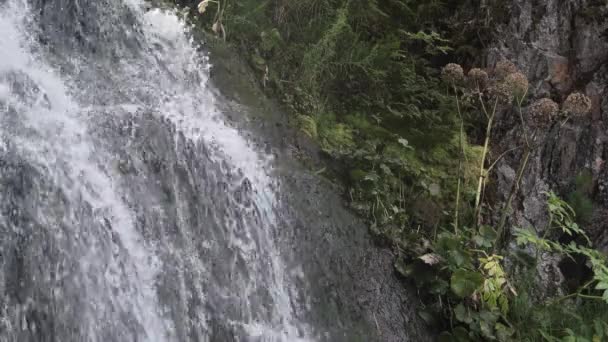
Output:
[
  {"xmin": 189, "ymin": 0, "xmax": 490, "ymax": 235},
  {"xmin": 177, "ymin": 0, "xmax": 608, "ymax": 340},
  {"xmin": 401, "ymin": 60, "xmax": 605, "ymax": 341},
  {"xmin": 567, "ymin": 171, "xmax": 594, "ymax": 225}
]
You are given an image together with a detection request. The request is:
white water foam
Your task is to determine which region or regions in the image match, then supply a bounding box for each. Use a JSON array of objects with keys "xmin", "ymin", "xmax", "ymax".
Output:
[
  {"xmin": 1, "ymin": 0, "xmax": 313, "ymax": 338},
  {"xmin": 129, "ymin": 4, "xmax": 313, "ymax": 341},
  {"xmin": 0, "ymin": 0, "xmax": 174, "ymax": 340}
]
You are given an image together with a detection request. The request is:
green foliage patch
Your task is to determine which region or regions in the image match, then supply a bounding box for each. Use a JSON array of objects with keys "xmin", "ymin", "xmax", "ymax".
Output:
[{"xmin": 190, "ymin": 0, "xmax": 485, "ymax": 232}]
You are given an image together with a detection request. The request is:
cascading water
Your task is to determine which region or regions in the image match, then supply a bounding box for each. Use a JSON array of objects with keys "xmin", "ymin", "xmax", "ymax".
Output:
[
  {"xmin": 0, "ymin": 0, "xmax": 309, "ymax": 340},
  {"xmin": 0, "ymin": 0, "xmax": 427, "ymax": 340}
]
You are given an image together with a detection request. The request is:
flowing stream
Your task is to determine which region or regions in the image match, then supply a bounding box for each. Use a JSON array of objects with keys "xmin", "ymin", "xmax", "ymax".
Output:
[{"xmin": 0, "ymin": 0, "xmax": 426, "ymax": 341}]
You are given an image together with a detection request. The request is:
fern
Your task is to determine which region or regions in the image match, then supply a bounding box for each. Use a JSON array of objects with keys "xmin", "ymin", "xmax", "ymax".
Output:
[
  {"xmin": 297, "ymin": 115, "xmax": 318, "ymax": 139},
  {"xmin": 300, "ymin": 5, "xmax": 350, "ymax": 92}
]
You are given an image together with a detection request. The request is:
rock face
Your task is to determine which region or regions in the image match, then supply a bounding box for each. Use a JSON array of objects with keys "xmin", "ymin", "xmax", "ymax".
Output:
[{"xmin": 486, "ymin": 1, "xmax": 608, "ymax": 268}]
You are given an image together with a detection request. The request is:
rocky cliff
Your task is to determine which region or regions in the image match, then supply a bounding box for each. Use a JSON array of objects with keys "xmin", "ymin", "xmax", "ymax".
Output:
[{"xmin": 487, "ymin": 0, "xmax": 608, "ymax": 289}]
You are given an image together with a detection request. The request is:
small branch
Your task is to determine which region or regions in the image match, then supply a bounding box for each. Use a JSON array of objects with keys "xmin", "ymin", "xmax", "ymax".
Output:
[
  {"xmin": 495, "ymin": 147, "xmax": 531, "ymax": 250},
  {"xmin": 486, "ymin": 145, "xmax": 523, "ymax": 173},
  {"xmin": 549, "ymin": 279, "xmax": 595, "ymax": 305},
  {"xmin": 577, "ymin": 294, "xmax": 605, "ymax": 301}
]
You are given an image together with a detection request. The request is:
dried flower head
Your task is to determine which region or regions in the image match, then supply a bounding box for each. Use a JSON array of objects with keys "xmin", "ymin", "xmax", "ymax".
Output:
[
  {"xmin": 563, "ymin": 92, "xmax": 592, "ymax": 116},
  {"xmin": 504, "ymin": 72, "xmax": 529, "ymax": 102},
  {"xmin": 441, "ymin": 63, "xmax": 464, "ymax": 85},
  {"xmin": 488, "ymin": 83, "xmax": 514, "ymax": 104},
  {"xmin": 494, "ymin": 60, "xmax": 519, "ymax": 80},
  {"xmin": 468, "ymin": 68, "xmax": 489, "ymax": 89},
  {"xmin": 528, "ymin": 98, "xmax": 559, "ymax": 128}
]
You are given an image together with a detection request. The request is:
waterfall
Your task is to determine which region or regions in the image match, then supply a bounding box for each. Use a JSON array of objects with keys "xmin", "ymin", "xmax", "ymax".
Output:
[
  {"xmin": 0, "ymin": 0, "xmax": 426, "ymax": 340},
  {"xmin": 0, "ymin": 0, "xmax": 311, "ymax": 340}
]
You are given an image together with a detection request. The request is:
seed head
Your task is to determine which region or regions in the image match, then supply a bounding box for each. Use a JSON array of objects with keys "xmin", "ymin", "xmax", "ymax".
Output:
[
  {"xmin": 563, "ymin": 92, "xmax": 592, "ymax": 116},
  {"xmin": 488, "ymin": 83, "xmax": 514, "ymax": 104},
  {"xmin": 494, "ymin": 60, "xmax": 519, "ymax": 80},
  {"xmin": 528, "ymin": 98, "xmax": 559, "ymax": 128},
  {"xmin": 467, "ymin": 68, "xmax": 489, "ymax": 89},
  {"xmin": 504, "ymin": 72, "xmax": 529, "ymax": 102},
  {"xmin": 441, "ymin": 63, "xmax": 464, "ymax": 85}
]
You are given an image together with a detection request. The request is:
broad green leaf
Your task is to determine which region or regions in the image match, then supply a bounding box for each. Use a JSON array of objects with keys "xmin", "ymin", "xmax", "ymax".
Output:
[
  {"xmin": 449, "ymin": 249, "xmax": 473, "ymax": 269},
  {"xmin": 417, "ymin": 310, "xmax": 436, "ymax": 326},
  {"xmin": 595, "ymin": 281, "xmax": 608, "ymax": 290},
  {"xmin": 452, "ymin": 326, "xmax": 472, "ymax": 342},
  {"xmin": 451, "ymin": 269, "xmax": 484, "ymax": 298},
  {"xmin": 479, "ymin": 319, "xmax": 495, "ymax": 339},
  {"xmin": 495, "ymin": 322, "xmax": 514, "ymax": 341},
  {"xmin": 428, "ymin": 279, "xmax": 449, "ymax": 295},
  {"xmin": 454, "ymin": 303, "xmax": 473, "ymax": 324}
]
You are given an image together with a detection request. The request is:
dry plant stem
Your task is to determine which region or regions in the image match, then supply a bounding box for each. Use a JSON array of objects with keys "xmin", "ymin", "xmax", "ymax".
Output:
[
  {"xmin": 454, "ymin": 160, "xmax": 462, "ymax": 234},
  {"xmin": 494, "ymin": 148, "xmax": 530, "ymax": 250},
  {"xmin": 474, "ymin": 97, "xmax": 498, "ymax": 224},
  {"xmin": 517, "ymin": 98, "xmax": 530, "ymax": 148},
  {"xmin": 213, "ymin": 0, "xmax": 226, "ymax": 40},
  {"xmin": 455, "ymin": 168, "xmax": 462, "ymax": 234},
  {"xmin": 454, "ymin": 85, "xmax": 464, "ymax": 234},
  {"xmin": 486, "ymin": 146, "xmax": 523, "ymax": 173},
  {"xmin": 495, "ymin": 102, "xmax": 532, "ymax": 250}
]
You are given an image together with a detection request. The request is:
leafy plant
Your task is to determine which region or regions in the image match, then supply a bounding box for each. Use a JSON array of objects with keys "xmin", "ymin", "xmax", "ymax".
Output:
[{"xmin": 451, "ymin": 268, "xmax": 484, "ymax": 298}]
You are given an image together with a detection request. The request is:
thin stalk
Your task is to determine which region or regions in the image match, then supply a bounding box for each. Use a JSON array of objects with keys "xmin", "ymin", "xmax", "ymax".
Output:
[
  {"xmin": 550, "ymin": 279, "xmax": 597, "ymax": 304},
  {"xmin": 495, "ymin": 101, "xmax": 532, "ymax": 250},
  {"xmin": 474, "ymin": 98, "xmax": 498, "ymax": 224},
  {"xmin": 473, "ymin": 115, "xmax": 493, "ymax": 214},
  {"xmin": 486, "ymin": 145, "xmax": 523, "ymax": 173},
  {"xmin": 495, "ymin": 146, "xmax": 531, "ymax": 251},
  {"xmin": 453, "ymin": 85, "xmax": 464, "ymax": 234},
  {"xmin": 478, "ymin": 90, "xmax": 493, "ymax": 120},
  {"xmin": 455, "ymin": 175, "xmax": 461, "ymax": 233},
  {"xmin": 577, "ymin": 294, "xmax": 605, "ymax": 301},
  {"xmin": 518, "ymin": 102, "xmax": 530, "ymax": 148}
]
